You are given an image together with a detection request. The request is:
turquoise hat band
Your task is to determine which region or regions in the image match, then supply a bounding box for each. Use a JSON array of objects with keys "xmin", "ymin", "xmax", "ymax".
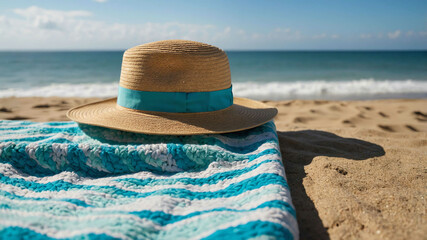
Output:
[{"xmin": 117, "ymin": 86, "xmax": 233, "ymax": 113}]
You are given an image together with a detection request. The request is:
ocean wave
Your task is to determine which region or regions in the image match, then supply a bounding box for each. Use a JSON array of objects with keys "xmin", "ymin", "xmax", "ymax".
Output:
[
  {"xmin": 233, "ymin": 79, "xmax": 427, "ymax": 100},
  {"xmin": 1, "ymin": 79, "xmax": 426, "ymax": 100}
]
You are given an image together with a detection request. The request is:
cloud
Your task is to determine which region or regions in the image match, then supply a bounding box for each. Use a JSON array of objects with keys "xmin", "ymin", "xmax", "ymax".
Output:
[
  {"xmin": 0, "ymin": 6, "xmax": 309, "ymax": 50},
  {"xmin": 0, "ymin": 15, "xmax": 8, "ymax": 25},
  {"xmin": 1, "ymin": 6, "xmax": 426, "ymax": 50},
  {"xmin": 312, "ymin": 33, "xmax": 327, "ymax": 39},
  {"xmin": 406, "ymin": 31, "xmax": 414, "ymax": 37},
  {"xmin": 387, "ymin": 30, "xmax": 401, "ymax": 39},
  {"xmin": 93, "ymin": 0, "xmax": 108, "ymax": 2},
  {"xmin": 13, "ymin": 6, "xmax": 91, "ymax": 30},
  {"xmin": 312, "ymin": 33, "xmax": 338, "ymax": 39},
  {"xmin": 360, "ymin": 33, "xmax": 372, "ymax": 39},
  {"xmin": 1, "ymin": 6, "xmax": 233, "ymax": 49},
  {"xmin": 14, "ymin": 6, "xmax": 91, "ymax": 18},
  {"xmin": 266, "ymin": 27, "xmax": 302, "ymax": 40}
]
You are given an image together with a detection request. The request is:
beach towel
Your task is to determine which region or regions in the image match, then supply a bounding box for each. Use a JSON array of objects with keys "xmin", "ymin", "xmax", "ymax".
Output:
[{"xmin": 0, "ymin": 120, "xmax": 298, "ymax": 240}]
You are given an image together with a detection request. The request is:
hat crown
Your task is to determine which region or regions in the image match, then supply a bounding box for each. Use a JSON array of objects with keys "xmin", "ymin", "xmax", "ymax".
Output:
[{"xmin": 119, "ymin": 40, "xmax": 231, "ymax": 92}]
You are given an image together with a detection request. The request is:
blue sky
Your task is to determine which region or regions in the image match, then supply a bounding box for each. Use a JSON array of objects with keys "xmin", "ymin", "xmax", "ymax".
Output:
[{"xmin": 0, "ymin": 0, "xmax": 426, "ymax": 50}]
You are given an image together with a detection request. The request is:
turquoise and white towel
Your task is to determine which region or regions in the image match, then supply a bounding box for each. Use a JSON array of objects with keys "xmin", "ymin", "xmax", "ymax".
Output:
[{"xmin": 0, "ymin": 120, "xmax": 298, "ymax": 240}]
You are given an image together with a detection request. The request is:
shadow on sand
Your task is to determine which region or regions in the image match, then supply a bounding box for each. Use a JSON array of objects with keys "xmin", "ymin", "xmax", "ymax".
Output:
[{"xmin": 277, "ymin": 130, "xmax": 385, "ymax": 240}]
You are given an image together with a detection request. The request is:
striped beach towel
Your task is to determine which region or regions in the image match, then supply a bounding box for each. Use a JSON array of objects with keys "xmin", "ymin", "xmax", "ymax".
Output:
[{"xmin": 0, "ymin": 120, "xmax": 298, "ymax": 240}]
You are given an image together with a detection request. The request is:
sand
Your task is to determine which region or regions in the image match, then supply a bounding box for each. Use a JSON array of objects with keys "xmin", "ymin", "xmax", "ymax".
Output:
[{"xmin": 1, "ymin": 97, "xmax": 426, "ymax": 240}]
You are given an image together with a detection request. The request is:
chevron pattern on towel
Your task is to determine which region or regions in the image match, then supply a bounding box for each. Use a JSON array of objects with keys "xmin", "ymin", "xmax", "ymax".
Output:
[{"xmin": 0, "ymin": 120, "xmax": 298, "ymax": 240}]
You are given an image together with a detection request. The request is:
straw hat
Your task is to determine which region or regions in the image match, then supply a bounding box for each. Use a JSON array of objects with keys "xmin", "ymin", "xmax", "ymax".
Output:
[{"xmin": 67, "ymin": 40, "xmax": 277, "ymax": 135}]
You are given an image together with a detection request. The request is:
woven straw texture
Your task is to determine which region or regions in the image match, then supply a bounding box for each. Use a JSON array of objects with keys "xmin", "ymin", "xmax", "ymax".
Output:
[
  {"xmin": 0, "ymin": 120, "xmax": 298, "ymax": 239},
  {"xmin": 120, "ymin": 40, "xmax": 231, "ymax": 92},
  {"xmin": 67, "ymin": 40, "xmax": 277, "ymax": 135}
]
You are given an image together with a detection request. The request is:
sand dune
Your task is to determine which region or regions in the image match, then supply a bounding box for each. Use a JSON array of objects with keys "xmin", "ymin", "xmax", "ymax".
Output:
[{"xmin": 0, "ymin": 97, "xmax": 426, "ymax": 240}]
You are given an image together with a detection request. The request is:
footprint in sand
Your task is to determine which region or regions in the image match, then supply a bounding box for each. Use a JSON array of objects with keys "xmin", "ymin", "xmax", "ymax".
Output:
[
  {"xmin": 281, "ymin": 101, "xmax": 294, "ymax": 107},
  {"xmin": 356, "ymin": 106, "xmax": 373, "ymax": 112},
  {"xmin": 313, "ymin": 100, "xmax": 328, "ymax": 105},
  {"xmin": 413, "ymin": 111, "xmax": 427, "ymax": 122},
  {"xmin": 341, "ymin": 119, "xmax": 356, "ymax": 128},
  {"xmin": 378, "ymin": 112, "xmax": 389, "ymax": 118},
  {"xmin": 293, "ymin": 117, "xmax": 314, "ymax": 124},
  {"xmin": 0, "ymin": 107, "xmax": 12, "ymax": 113},
  {"xmin": 324, "ymin": 163, "xmax": 348, "ymax": 176},
  {"xmin": 378, "ymin": 124, "xmax": 395, "ymax": 132},
  {"xmin": 405, "ymin": 125, "xmax": 418, "ymax": 132},
  {"xmin": 6, "ymin": 116, "xmax": 30, "ymax": 120},
  {"xmin": 33, "ymin": 104, "xmax": 52, "ymax": 108},
  {"xmin": 357, "ymin": 113, "xmax": 368, "ymax": 119},
  {"xmin": 328, "ymin": 105, "xmax": 341, "ymax": 111},
  {"xmin": 334, "ymin": 166, "xmax": 348, "ymax": 175}
]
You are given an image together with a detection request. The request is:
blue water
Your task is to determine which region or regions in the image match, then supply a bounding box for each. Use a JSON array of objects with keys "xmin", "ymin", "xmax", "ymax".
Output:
[
  {"xmin": 0, "ymin": 51, "xmax": 122, "ymax": 89},
  {"xmin": 0, "ymin": 51, "xmax": 426, "ymax": 100},
  {"xmin": 228, "ymin": 51, "xmax": 427, "ymax": 82}
]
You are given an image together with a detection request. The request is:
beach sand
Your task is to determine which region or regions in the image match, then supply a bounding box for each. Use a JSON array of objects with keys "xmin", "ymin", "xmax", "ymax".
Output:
[{"xmin": 1, "ymin": 97, "xmax": 426, "ymax": 240}]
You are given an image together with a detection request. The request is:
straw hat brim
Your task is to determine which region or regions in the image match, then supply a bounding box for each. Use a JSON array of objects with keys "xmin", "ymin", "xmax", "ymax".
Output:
[{"xmin": 67, "ymin": 97, "xmax": 277, "ymax": 135}]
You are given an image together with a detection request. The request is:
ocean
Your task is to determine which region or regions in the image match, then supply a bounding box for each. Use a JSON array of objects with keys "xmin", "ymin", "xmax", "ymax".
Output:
[{"xmin": 0, "ymin": 51, "xmax": 426, "ymax": 100}]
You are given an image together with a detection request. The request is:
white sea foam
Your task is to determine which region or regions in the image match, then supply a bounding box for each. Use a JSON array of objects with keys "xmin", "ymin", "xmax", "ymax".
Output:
[
  {"xmin": 233, "ymin": 79, "xmax": 427, "ymax": 100},
  {"xmin": 0, "ymin": 79, "xmax": 426, "ymax": 100}
]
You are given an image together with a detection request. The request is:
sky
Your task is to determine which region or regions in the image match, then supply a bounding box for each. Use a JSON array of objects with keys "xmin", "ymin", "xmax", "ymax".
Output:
[{"xmin": 0, "ymin": 0, "xmax": 426, "ymax": 50}]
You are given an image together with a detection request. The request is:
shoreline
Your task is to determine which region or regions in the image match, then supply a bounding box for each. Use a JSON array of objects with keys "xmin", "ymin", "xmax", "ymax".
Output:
[
  {"xmin": 1, "ymin": 97, "xmax": 426, "ymax": 239},
  {"xmin": 1, "ymin": 80, "xmax": 427, "ymax": 101}
]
